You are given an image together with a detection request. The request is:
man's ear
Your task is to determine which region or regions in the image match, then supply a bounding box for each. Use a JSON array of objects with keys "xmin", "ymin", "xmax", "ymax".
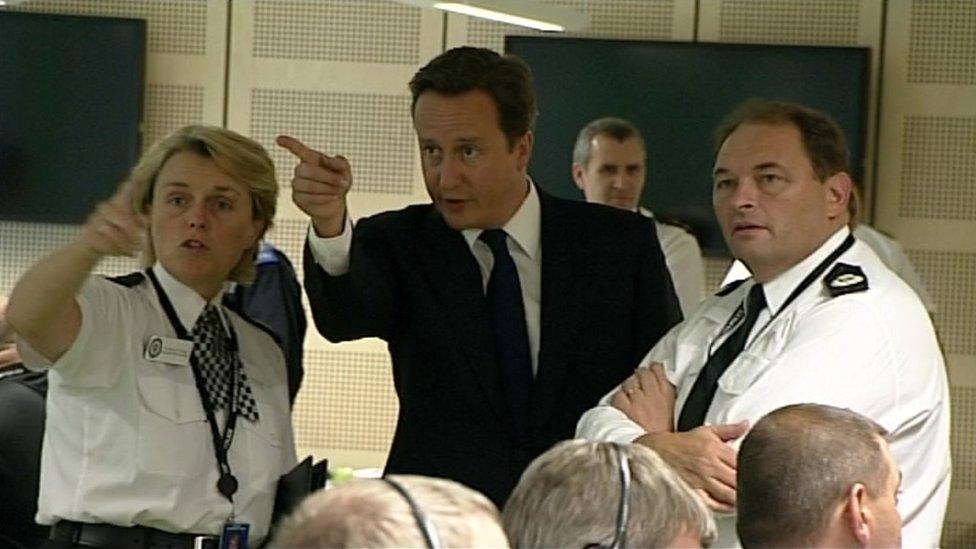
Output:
[
  {"xmin": 843, "ymin": 483, "xmax": 873, "ymax": 547},
  {"xmin": 515, "ymin": 130, "xmax": 534, "ymax": 172},
  {"xmin": 572, "ymin": 162, "xmax": 587, "ymax": 191},
  {"xmin": 824, "ymin": 171, "xmax": 853, "ymax": 220}
]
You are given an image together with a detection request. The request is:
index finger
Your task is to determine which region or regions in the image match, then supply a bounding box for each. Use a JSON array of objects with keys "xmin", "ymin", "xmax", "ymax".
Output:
[
  {"xmin": 276, "ymin": 135, "xmax": 321, "ymax": 165},
  {"xmin": 112, "ymin": 181, "xmax": 141, "ymax": 218}
]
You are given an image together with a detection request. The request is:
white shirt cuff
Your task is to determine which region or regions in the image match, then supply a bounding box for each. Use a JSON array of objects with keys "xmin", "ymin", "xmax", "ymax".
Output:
[{"xmin": 307, "ymin": 217, "xmax": 353, "ymax": 276}]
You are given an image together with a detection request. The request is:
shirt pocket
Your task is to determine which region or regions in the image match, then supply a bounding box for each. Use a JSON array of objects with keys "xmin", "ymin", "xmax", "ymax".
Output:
[
  {"xmin": 239, "ymin": 416, "xmax": 283, "ymax": 494},
  {"xmin": 136, "ymin": 365, "xmax": 208, "ymax": 478}
]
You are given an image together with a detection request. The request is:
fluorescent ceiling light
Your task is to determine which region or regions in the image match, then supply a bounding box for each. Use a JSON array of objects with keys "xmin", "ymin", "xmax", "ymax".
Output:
[{"xmin": 396, "ymin": 0, "xmax": 589, "ymax": 33}]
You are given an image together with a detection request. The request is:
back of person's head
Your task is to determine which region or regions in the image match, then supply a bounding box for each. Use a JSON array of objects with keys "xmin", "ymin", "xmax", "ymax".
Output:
[
  {"xmin": 128, "ymin": 124, "xmax": 279, "ymax": 284},
  {"xmin": 503, "ymin": 440, "xmax": 715, "ymax": 548},
  {"xmin": 737, "ymin": 404, "xmax": 900, "ymax": 548},
  {"xmin": 409, "ymin": 46, "xmax": 537, "ymax": 148},
  {"xmin": 268, "ymin": 475, "xmax": 509, "ymax": 548},
  {"xmin": 572, "ymin": 117, "xmax": 646, "ymax": 167}
]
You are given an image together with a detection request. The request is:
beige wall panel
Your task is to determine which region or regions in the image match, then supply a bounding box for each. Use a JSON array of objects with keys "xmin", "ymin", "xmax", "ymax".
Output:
[
  {"xmin": 225, "ymin": 0, "xmax": 444, "ymax": 469},
  {"xmin": 874, "ymin": 2, "xmax": 976, "ymax": 545},
  {"xmin": 445, "ymin": 0, "xmax": 697, "ymax": 52},
  {"xmin": 698, "ymin": 0, "xmax": 883, "ymax": 214},
  {"xmin": 0, "ymin": 0, "xmax": 226, "ymax": 296}
]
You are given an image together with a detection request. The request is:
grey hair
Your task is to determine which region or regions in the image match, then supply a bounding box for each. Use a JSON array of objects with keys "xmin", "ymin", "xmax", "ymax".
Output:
[
  {"xmin": 572, "ymin": 117, "xmax": 646, "ymax": 167},
  {"xmin": 267, "ymin": 475, "xmax": 509, "ymax": 548},
  {"xmin": 503, "ymin": 440, "xmax": 716, "ymax": 548}
]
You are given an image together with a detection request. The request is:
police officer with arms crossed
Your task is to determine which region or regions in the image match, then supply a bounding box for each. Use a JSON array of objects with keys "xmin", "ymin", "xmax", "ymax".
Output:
[
  {"xmin": 576, "ymin": 99, "xmax": 950, "ymax": 547},
  {"xmin": 6, "ymin": 126, "xmax": 297, "ymax": 548}
]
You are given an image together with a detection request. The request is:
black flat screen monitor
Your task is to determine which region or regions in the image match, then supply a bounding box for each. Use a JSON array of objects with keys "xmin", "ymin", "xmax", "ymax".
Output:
[
  {"xmin": 506, "ymin": 37, "xmax": 870, "ymax": 256},
  {"xmin": 0, "ymin": 11, "xmax": 145, "ymax": 225}
]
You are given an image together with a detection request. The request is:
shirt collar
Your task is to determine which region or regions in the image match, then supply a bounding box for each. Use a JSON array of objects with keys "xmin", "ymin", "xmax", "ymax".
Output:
[
  {"xmin": 760, "ymin": 226, "xmax": 851, "ymax": 314},
  {"xmin": 462, "ymin": 178, "xmax": 541, "ymax": 260},
  {"xmin": 151, "ymin": 263, "xmax": 227, "ymax": 332}
]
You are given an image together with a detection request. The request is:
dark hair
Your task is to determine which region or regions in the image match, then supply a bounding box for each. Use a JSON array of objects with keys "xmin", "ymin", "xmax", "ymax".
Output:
[
  {"xmin": 409, "ymin": 46, "xmax": 537, "ymax": 149},
  {"xmin": 572, "ymin": 117, "xmax": 646, "ymax": 167},
  {"xmin": 713, "ymin": 98, "xmax": 856, "ymax": 218},
  {"xmin": 737, "ymin": 404, "xmax": 891, "ymax": 548}
]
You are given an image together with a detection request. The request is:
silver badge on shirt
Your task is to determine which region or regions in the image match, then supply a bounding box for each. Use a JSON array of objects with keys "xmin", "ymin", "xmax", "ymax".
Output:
[{"xmin": 144, "ymin": 335, "xmax": 193, "ymax": 366}]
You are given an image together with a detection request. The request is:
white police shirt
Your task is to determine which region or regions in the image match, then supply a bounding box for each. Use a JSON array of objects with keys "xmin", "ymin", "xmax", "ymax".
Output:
[
  {"xmin": 723, "ymin": 224, "xmax": 936, "ymax": 313},
  {"xmin": 654, "ymin": 220, "xmax": 706, "ymax": 318},
  {"xmin": 577, "ymin": 228, "xmax": 950, "ymax": 548},
  {"xmin": 18, "ymin": 264, "xmax": 297, "ymax": 543}
]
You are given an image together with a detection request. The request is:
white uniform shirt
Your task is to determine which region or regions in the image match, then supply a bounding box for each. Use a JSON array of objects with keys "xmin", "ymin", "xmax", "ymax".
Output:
[
  {"xmin": 309, "ymin": 182, "xmax": 544, "ymax": 375},
  {"xmin": 577, "ymin": 228, "xmax": 951, "ymax": 548},
  {"xmin": 723, "ymin": 224, "xmax": 935, "ymax": 313},
  {"xmin": 640, "ymin": 208, "xmax": 706, "ymax": 317},
  {"xmin": 18, "ymin": 265, "xmax": 297, "ymax": 543}
]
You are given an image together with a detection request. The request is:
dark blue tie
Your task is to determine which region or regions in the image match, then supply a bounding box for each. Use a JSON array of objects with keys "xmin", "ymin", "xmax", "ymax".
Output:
[
  {"xmin": 677, "ymin": 283, "xmax": 766, "ymax": 431},
  {"xmin": 480, "ymin": 229, "xmax": 533, "ymax": 445}
]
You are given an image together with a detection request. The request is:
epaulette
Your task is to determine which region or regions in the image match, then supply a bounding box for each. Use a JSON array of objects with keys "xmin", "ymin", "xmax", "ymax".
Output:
[
  {"xmin": 106, "ymin": 272, "xmax": 146, "ymax": 287},
  {"xmin": 656, "ymin": 215, "xmax": 695, "ymax": 235},
  {"xmin": 823, "ymin": 262, "xmax": 869, "ymax": 297},
  {"xmin": 256, "ymin": 243, "xmax": 281, "ymax": 266},
  {"xmin": 716, "ymin": 278, "xmax": 747, "ymax": 296}
]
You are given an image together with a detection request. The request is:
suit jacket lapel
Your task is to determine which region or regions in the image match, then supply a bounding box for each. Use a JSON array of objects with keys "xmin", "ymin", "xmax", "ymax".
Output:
[
  {"xmin": 420, "ymin": 211, "xmax": 507, "ymax": 422},
  {"xmin": 532, "ymin": 192, "xmax": 583, "ymax": 432}
]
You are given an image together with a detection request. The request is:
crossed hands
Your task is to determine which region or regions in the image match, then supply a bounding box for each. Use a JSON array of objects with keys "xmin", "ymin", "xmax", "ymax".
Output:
[
  {"xmin": 611, "ymin": 362, "xmax": 748, "ymax": 512},
  {"xmin": 276, "ymin": 135, "xmax": 352, "ymax": 239}
]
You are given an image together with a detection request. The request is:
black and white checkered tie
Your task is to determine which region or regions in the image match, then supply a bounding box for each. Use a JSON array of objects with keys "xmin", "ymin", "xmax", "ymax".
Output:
[{"xmin": 192, "ymin": 305, "xmax": 259, "ymax": 422}]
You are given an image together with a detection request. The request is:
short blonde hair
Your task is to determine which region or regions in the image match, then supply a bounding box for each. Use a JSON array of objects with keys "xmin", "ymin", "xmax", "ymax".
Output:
[
  {"xmin": 268, "ymin": 475, "xmax": 509, "ymax": 548},
  {"xmin": 503, "ymin": 440, "xmax": 716, "ymax": 548},
  {"xmin": 129, "ymin": 125, "xmax": 278, "ymax": 284}
]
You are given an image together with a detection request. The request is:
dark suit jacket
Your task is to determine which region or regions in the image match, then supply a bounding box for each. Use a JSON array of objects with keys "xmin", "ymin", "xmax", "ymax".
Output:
[{"xmin": 304, "ymin": 189, "xmax": 681, "ymax": 506}]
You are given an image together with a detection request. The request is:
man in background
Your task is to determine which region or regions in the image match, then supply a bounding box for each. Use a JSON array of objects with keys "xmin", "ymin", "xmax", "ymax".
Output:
[
  {"xmin": 573, "ymin": 117, "xmax": 706, "ymax": 316},
  {"xmin": 737, "ymin": 404, "xmax": 902, "ymax": 548}
]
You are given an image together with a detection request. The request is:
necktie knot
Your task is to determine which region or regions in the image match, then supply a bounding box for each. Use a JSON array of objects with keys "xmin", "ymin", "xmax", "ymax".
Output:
[
  {"xmin": 745, "ymin": 283, "xmax": 767, "ymax": 319},
  {"xmin": 479, "ymin": 229, "xmax": 509, "ymax": 256},
  {"xmin": 194, "ymin": 305, "xmax": 223, "ymax": 336}
]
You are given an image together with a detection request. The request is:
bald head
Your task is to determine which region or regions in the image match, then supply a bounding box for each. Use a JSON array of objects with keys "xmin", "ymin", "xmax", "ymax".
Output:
[{"xmin": 737, "ymin": 404, "xmax": 901, "ymax": 548}]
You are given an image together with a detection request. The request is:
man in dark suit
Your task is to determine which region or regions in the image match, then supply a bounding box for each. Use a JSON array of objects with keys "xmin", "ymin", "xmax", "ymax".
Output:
[{"xmin": 277, "ymin": 47, "xmax": 681, "ymax": 506}]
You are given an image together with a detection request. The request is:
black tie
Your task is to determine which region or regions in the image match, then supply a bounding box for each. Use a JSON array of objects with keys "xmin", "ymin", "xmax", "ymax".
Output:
[
  {"xmin": 677, "ymin": 283, "xmax": 766, "ymax": 431},
  {"xmin": 480, "ymin": 229, "xmax": 533, "ymax": 445}
]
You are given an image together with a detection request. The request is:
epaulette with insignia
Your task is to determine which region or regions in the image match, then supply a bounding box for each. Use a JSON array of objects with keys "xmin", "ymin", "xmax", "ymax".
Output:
[
  {"xmin": 256, "ymin": 242, "xmax": 280, "ymax": 266},
  {"xmin": 106, "ymin": 272, "xmax": 145, "ymax": 287},
  {"xmin": 716, "ymin": 278, "xmax": 747, "ymax": 296},
  {"xmin": 824, "ymin": 263, "xmax": 869, "ymax": 297}
]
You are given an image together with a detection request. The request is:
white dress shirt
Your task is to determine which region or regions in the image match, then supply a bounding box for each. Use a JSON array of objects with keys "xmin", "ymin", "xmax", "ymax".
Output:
[
  {"xmin": 639, "ymin": 208, "xmax": 706, "ymax": 317},
  {"xmin": 577, "ymin": 228, "xmax": 951, "ymax": 548},
  {"xmin": 309, "ymin": 182, "xmax": 543, "ymax": 374},
  {"xmin": 18, "ymin": 264, "xmax": 297, "ymax": 543},
  {"xmin": 722, "ymin": 224, "xmax": 935, "ymax": 312}
]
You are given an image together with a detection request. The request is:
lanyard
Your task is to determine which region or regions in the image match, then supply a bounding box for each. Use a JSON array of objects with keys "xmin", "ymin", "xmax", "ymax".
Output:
[
  {"xmin": 708, "ymin": 233, "xmax": 856, "ymax": 356},
  {"xmin": 146, "ymin": 269, "xmax": 240, "ymax": 504}
]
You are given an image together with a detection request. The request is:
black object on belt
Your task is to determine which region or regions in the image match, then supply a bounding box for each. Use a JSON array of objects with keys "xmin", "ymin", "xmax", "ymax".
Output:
[{"xmin": 50, "ymin": 521, "xmax": 218, "ymax": 549}]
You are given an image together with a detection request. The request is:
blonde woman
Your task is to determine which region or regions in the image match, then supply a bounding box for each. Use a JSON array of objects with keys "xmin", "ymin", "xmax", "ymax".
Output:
[{"xmin": 7, "ymin": 125, "xmax": 296, "ymax": 548}]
